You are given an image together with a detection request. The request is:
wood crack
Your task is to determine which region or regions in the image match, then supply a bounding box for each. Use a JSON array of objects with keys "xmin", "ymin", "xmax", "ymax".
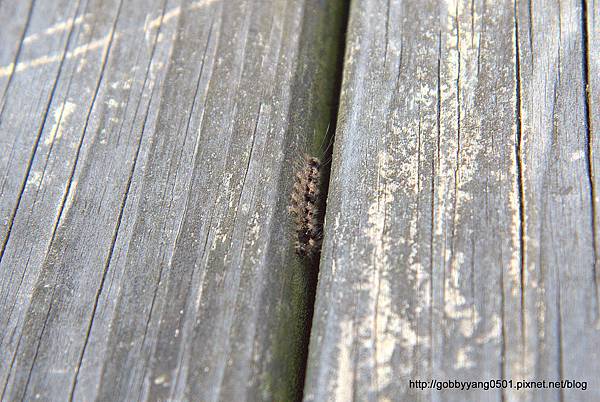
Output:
[
  {"xmin": 580, "ymin": 0, "xmax": 599, "ymax": 315},
  {"xmin": 69, "ymin": 0, "xmax": 170, "ymax": 398},
  {"xmin": 514, "ymin": 0, "xmax": 527, "ymax": 349},
  {"xmin": 0, "ymin": 0, "xmax": 82, "ymax": 265},
  {"xmin": 0, "ymin": 0, "xmax": 36, "ymax": 114}
]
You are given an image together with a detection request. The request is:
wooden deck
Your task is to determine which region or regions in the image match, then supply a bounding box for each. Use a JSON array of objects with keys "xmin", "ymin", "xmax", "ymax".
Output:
[
  {"xmin": 0, "ymin": 0, "xmax": 598, "ymax": 401},
  {"xmin": 306, "ymin": 0, "xmax": 600, "ymax": 401}
]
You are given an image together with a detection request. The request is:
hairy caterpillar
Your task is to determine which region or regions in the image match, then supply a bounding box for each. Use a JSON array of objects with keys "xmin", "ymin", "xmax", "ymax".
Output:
[{"xmin": 289, "ymin": 154, "xmax": 324, "ymax": 259}]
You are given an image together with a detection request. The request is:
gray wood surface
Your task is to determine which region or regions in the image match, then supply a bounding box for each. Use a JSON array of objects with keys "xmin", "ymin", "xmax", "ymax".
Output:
[
  {"xmin": 1, "ymin": 0, "xmax": 598, "ymax": 401},
  {"xmin": 0, "ymin": 0, "xmax": 345, "ymax": 401},
  {"xmin": 305, "ymin": 0, "xmax": 600, "ymax": 401}
]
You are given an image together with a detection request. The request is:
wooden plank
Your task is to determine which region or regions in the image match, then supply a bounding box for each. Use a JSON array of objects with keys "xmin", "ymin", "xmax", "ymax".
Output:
[
  {"xmin": 0, "ymin": 0, "xmax": 346, "ymax": 401},
  {"xmin": 0, "ymin": 0, "xmax": 34, "ymax": 107},
  {"xmin": 0, "ymin": 0, "xmax": 81, "ymax": 267},
  {"xmin": 517, "ymin": 1, "xmax": 600, "ymax": 401},
  {"xmin": 0, "ymin": 0, "xmax": 171, "ymax": 398},
  {"xmin": 305, "ymin": 0, "xmax": 600, "ymax": 401},
  {"xmin": 0, "ymin": 0, "xmax": 88, "ymax": 393}
]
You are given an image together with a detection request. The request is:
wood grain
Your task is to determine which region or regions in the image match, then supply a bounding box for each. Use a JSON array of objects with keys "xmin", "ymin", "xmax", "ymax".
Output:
[
  {"xmin": 0, "ymin": 0, "xmax": 346, "ymax": 401},
  {"xmin": 305, "ymin": 0, "xmax": 600, "ymax": 401},
  {"xmin": 2, "ymin": 0, "xmax": 598, "ymax": 400}
]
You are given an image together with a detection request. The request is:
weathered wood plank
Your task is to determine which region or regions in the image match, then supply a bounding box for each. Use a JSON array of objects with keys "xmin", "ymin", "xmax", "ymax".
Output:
[
  {"xmin": 0, "ymin": 0, "xmax": 81, "ymax": 266},
  {"xmin": 0, "ymin": 0, "xmax": 89, "ymax": 394},
  {"xmin": 1, "ymin": 0, "xmax": 172, "ymax": 399},
  {"xmin": 305, "ymin": 0, "xmax": 599, "ymax": 401},
  {"xmin": 0, "ymin": 0, "xmax": 345, "ymax": 401},
  {"xmin": 517, "ymin": 1, "xmax": 600, "ymax": 401},
  {"xmin": 0, "ymin": 0, "xmax": 34, "ymax": 108}
]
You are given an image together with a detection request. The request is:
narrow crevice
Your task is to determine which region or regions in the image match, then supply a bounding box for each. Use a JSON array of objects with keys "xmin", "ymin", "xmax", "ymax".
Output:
[
  {"xmin": 0, "ymin": 0, "xmax": 36, "ymax": 115},
  {"xmin": 429, "ymin": 27, "xmax": 442, "ymax": 380},
  {"xmin": 448, "ymin": 3, "xmax": 462, "ymax": 289},
  {"xmin": 292, "ymin": 1, "xmax": 350, "ymax": 401},
  {"xmin": 46, "ymin": 0, "xmax": 123, "ymax": 250},
  {"xmin": 514, "ymin": 0, "xmax": 527, "ymax": 349},
  {"xmin": 18, "ymin": 293, "xmax": 56, "ymax": 402},
  {"xmin": 580, "ymin": 0, "xmax": 599, "ymax": 315},
  {"xmin": 0, "ymin": 0, "xmax": 81, "ymax": 265}
]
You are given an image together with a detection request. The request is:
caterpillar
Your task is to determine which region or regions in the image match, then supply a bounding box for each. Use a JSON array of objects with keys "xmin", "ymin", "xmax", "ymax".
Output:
[{"xmin": 289, "ymin": 154, "xmax": 323, "ymax": 259}]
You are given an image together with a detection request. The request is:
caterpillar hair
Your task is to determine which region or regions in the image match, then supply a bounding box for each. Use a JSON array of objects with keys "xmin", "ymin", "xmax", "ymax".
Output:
[{"xmin": 289, "ymin": 154, "xmax": 324, "ymax": 259}]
